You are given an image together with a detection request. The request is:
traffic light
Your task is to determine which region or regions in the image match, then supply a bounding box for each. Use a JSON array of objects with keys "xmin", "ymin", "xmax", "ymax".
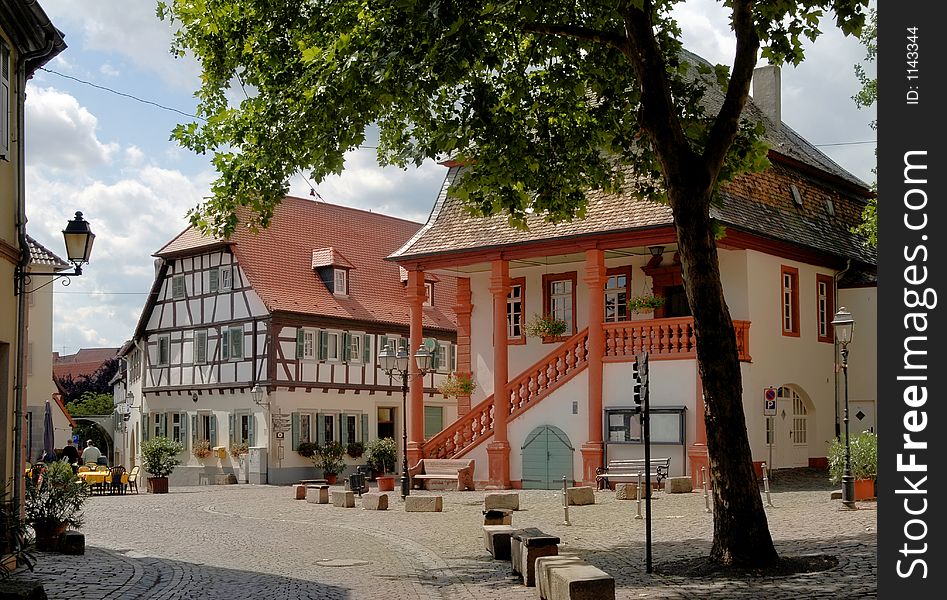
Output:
[{"xmin": 634, "ymin": 352, "xmax": 650, "ymax": 404}]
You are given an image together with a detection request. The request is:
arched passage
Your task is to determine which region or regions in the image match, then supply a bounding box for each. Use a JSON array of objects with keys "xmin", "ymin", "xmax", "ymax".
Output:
[{"xmin": 72, "ymin": 417, "xmax": 114, "ymax": 464}]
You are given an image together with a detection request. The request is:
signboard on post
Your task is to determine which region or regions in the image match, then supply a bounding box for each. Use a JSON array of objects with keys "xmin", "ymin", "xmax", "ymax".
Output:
[{"xmin": 763, "ymin": 387, "xmax": 777, "ymax": 416}]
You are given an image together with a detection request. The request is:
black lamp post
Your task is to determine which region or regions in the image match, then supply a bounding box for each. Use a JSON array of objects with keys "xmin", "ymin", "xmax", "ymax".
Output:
[
  {"xmin": 379, "ymin": 342, "xmax": 433, "ymax": 499},
  {"xmin": 15, "ymin": 211, "xmax": 95, "ymax": 294},
  {"xmin": 831, "ymin": 307, "xmax": 856, "ymax": 509}
]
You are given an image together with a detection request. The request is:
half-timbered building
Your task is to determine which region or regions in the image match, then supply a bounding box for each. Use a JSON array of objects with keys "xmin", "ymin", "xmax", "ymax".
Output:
[
  {"xmin": 117, "ymin": 197, "xmax": 457, "ymax": 485},
  {"xmin": 388, "ymin": 63, "xmax": 877, "ymax": 489}
]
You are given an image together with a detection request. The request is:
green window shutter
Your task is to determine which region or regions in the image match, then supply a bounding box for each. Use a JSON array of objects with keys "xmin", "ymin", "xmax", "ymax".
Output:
[
  {"xmin": 361, "ymin": 414, "xmax": 369, "ymax": 444},
  {"xmin": 209, "ymin": 268, "xmax": 219, "ymax": 292},
  {"xmin": 399, "ymin": 337, "xmax": 408, "ymax": 352},
  {"xmin": 181, "ymin": 412, "xmax": 188, "ymax": 445},
  {"xmin": 424, "ymin": 406, "xmax": 444, "ymax": 439},
  {"xmin": 162, "ymin": 413, "xmax": 169, "ymax": 438},
  {"xmin": 363, "ymin": 335, "xmax": 371, "ymax": 364},
  {"xmin": 291, "ymin": 412, "xmax": 300, "ymax": 450},
  {"xmin": 221, "ymin": 329, "xmax": 230, "ymax": 360},
  {"xmin": 449, "ymin": 343, "xmax": 456, "ymax": 372},
  {"xmin": 142, "ymin": 414, "xmax": 150, "ymax": 442},
  {"xmin": 191, "ymin": 414, "xmax": 198, "ymax": 445},
  {"xmin": 248, "ymin": 414, "xmax": 256, "ymax": 446},
  {"xmin": 379, "ymin": 335, "xmax": 389, "ymax": 356},
  {"xmin": 231, "ymin": 327, "xmax": 243, "ymax": 359},
  {"xmin": 318, "ymin": 331, "xmax": 328, "ymax": 361},
  {"xmin": 429, "ymin": 341, "xmax": 440, "ymax": 370},
  {"xmin": 316, "ymin": 413, "xmax": 325, "ymax": 445},
  {"xmin": 229, "ymin": 413, "xmax": 235, "ymax": 445},
  {"xmin": 210, "ymin": 414, "xmax": 218, "ymax": 446},
  {"xmin": 296, "ymin": 329, "xmax": 305, "ymax": 359},
  {"xmin": 342, "ymin": 333, "xmax": 350, "ymax": 363},
  {"xmin": 340, "ymin": 412, "xmax": 348, "ymax": 445}
]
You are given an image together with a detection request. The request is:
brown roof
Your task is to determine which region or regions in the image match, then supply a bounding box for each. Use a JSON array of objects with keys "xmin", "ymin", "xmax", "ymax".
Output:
[
  {"xmin": 160, "ymin": 197, "xmax": 456, "ymax": 331},
  {"xmin": 155, "ymin": 227, "xmax": 228, "ymax": 258},
  {"xmin": 26, "ymin": 235, "xmax": 69, "ymax": 270},
  {"xmin": 52, "ymin": 347, "xmax": 120, "ymax": 382}
]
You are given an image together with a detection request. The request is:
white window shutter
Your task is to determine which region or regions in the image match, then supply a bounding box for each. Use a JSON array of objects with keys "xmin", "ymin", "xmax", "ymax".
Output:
[
  {"xmin": 248, "ymin": 414, "xmax": 256, "ymax": 446},
  {"xmin": 229, "ymin": 413, "xmax": 235, "ymax": 445},
  {"xmin": 361, "ymin": 414, "xmax": 369, "ymax": 444},
  {"xmin": 291, "ymin": 412, "xmax": 300, "ymax": 450},
  {"xmin": 221, "ymin": 329, "xmax": 230, "ymax": 360},
  {"xmin": 191, "ymin": 414, "xmax": 198, "ymax": 446}
]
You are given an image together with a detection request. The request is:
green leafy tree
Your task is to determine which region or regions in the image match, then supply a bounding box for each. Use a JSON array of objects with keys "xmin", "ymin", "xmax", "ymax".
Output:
[
  {"xmin": 852, "ymin": 7, "xmax": 876, "ymax": 247},
  {"xmin": 64, "ymin": 392, "xmax": 113, "ymax": 417},
  {"xmin": 55, "ymin": 357, "xmax": 120, "ymax": 403},
  {"xmin": 158, "ymin": 0, "xmax": 867, "ymax": 567}
]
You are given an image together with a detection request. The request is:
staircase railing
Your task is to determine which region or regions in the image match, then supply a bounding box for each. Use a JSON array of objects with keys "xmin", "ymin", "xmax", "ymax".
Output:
[{"xmin": 603, "ymin": 317, "xmax": 751, "ymax": 362}]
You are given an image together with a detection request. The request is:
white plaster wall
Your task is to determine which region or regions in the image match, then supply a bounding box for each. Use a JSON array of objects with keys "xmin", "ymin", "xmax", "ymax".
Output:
[{"xmin": 837, "ymin": 286, "xmax": 877, "ymax": 432}]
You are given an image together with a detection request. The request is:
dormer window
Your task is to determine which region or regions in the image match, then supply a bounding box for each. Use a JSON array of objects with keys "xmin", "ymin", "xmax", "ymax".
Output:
[
  {"xmin": 334, "ymin": 268, "xmax": 348, "ymax": 296},
  {"xmin": 424, "ymin": 282, "xmax": 434, "ymax": 307}
]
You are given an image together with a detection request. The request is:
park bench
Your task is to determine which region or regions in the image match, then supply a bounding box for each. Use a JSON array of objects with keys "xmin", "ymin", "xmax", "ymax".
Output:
[
  {"xmin": 408, "ymin": 458, "xmax": 475, "ymax": 491},
  {"xmin": 595, "ymin": 457, "xmax": 670, "ymax": 490}
]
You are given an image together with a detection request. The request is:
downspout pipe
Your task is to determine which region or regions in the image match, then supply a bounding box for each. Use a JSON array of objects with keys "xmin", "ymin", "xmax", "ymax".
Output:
[
  {"xmin": 832, "ymin": 259, "xmax": 852, "ymax": 438},
  {"xmin": 13, "ymin": 36, "xmax": 56, "ymax": 511}
]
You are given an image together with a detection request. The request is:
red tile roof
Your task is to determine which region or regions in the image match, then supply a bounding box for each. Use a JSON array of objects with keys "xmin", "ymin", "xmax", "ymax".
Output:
[
  {"xmin": 52, "ymin": 347, "xmax": 120, "ymax": 382},
  {"xmin": 154, "ymin": 227, "xmax": 228, "ymax": 258},
  {"xmin": 161, "ymin": 197, "xmax": 456, "ymax": 331}
]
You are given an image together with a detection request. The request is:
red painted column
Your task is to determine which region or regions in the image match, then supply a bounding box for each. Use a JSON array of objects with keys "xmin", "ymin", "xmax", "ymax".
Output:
[
  {"xmin": 687, "ymin": 369, "xmax": 709, "ymax": 486},
  {"xmin": 580, "ymin": 249, "xmax": 607, "ymax": 485},
  {"xmin": 406, "ymin": 269, "xmax": 426, "ymax": 468},
  {"xmin": 453, "ymin": 277, "xmax": 473, "ymax": 415},
  {"xmin": 486, "ymin": 259, "xmax": 511, "ymax": 489}
]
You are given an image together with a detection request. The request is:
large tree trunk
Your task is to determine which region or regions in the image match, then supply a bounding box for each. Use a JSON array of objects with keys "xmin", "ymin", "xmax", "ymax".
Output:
[{"xmin": 670, "ymin": 184, "xmax": 779, "ymax": 568}]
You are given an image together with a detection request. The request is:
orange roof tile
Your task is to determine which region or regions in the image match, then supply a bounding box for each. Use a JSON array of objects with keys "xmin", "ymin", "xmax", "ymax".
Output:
[{"xmin": 311, "ymin": 247, "xmax": 355, "ymax": 270}]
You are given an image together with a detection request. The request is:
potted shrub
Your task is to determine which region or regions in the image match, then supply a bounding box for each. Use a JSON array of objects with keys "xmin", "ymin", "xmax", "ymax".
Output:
[
  {"xmin": 229, "ymin": 442, "xmax": 249, "ymax": 459},
  {"xmin": 192, "ymin": 439, "xmax": 213, "ymax": 460},
  {"xmin": 524, "ymin": 313, "xmax": 568, "ymax": 339},
  {"xmin": 627, "ymin": 294, "xmax": 665, "ymax": 314},
  {"xmin": 313, "ymin": 441, "xmax": 347, "ymax": 484},
  {"xmin": 366, "ymin": 437, "xmax": 397, "ymax": 491},
  {"xmin": 827, "ymin": 430, "xmax": 877, "ymax": 500},
  {"xmin": 24, "ymin": 460, "xmax": 86, "ymax": 551},
  {"xmin": 141, "ymin": 436, "xmax": 185, "ymax": 494},
  {"xmin": 438, "ymin": 372, "xmax": 476, "ymax": 398},
  {"xmin": 346, "ymin": 441, "xmax": 364, "ymax": 459},
  {"xmin": 296, "ymin": 441, "xmax": 318, "ymax": 459}
]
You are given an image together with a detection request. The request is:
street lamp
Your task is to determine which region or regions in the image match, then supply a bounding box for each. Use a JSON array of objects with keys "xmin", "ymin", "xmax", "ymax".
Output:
[
  {"xmin": 14, "ymin": 211, "xmax": 95, "ymax": 294},
  {"xmin": 831, "ymin": 307, "xmax": 856, "ymax": 509},
  {"xmin": 379, "ymin": 342, "xmax": 434, "ymax": 499},
  {"xmin": 122, "ymin": 391, "xmax": 134, "ymax": 422},
  {"xmin": 251, "ymin": 384, "xmax": 268, "ymax": 408}
]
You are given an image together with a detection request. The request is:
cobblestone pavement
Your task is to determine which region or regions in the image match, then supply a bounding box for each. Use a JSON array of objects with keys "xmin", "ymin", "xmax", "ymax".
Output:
[{"xmin": 8, "ymin": 469, "xmax": 876, "ymax": 599}]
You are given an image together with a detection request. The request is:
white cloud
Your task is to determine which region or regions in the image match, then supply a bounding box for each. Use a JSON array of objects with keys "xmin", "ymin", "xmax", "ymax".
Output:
[
  {"xmin": 124, "ymin": 145, "xmax": 145, "ymax": 166},
  {"xmin": 99, "ymin": 63, "xmax": 120, "ymax": 78},
  {"xmin": 24, "ymin": 87, "xmax": 118, "ymax": 170}
]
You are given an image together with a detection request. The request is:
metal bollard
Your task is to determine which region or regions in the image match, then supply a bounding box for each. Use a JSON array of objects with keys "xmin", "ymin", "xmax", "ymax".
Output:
[
  {"xmin": 702, "ymin": 466, "xmax": 711, "ymax": 513},
  {"xmin": 762, "ymin": 462, "xmax": 774, "ymax": 507},
  {"xmin": 635, "ymin": 472, "xmax": 643, "ymax": 520},
  {"xmin": 562, "ymin": 475, "xmax": 571, "ymax": 526}
]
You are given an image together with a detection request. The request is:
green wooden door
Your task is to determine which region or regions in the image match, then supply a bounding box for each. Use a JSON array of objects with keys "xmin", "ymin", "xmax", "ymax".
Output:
[{"xmin": 521, "ymin": 425, "xmax": 574, "ymax": 489}]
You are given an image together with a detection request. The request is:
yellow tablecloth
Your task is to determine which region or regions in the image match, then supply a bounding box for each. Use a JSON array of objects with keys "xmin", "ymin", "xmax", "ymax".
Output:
[{"xmin": 77, "ymin": 471, "xmax": 129, "ymax": 486}]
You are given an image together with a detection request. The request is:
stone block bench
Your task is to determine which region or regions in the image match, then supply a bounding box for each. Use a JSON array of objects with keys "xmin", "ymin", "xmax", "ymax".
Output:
[
  {"xmin": 306, "ymin": 485, "xmax": 330, "ymax": 504},
  {"xmin": 482, "ymin": 524, "xmax": 515, "ymax": 560},
  {"xmin": 484, "ymin": 492, "xmax": 519, "ymax": 511},
  {"xmin": 361, "ymin": 493, "xmax": 388, "ymax": 510},
  {"xmin": 408, "ymin": 458, "xmax": 475, "ymax": 491},
  {"xmin": 615, "ymin": 483, "xmax": 639, "ymax": 500},
  {"xmin": 566, "ymin": 486, "xmax": 595, "ymax": 506},
  {"xmin": 535, "ymin": 555, "xmax": 615, "ymax": 600},
  {"xmin": 510, "ymin": 528, "xmax": 560, "ymax": 586},
  {"xmin": 404, "ymin": 495, "xmax": 443, "ymax": 512},
  {"xmin": 294, "ymin": 484, "xmax": 307, "ymax": 500},
  {"xmin": 331, "ymin": 490, "xmax": 355, "ymax": 508},
  {"xmin": 483, "ymin": 508, "xmax": 513, "ymax": 526},
  {"xmin": 666, "ymin": 476, "xmax": 694, "ymax": 493}
]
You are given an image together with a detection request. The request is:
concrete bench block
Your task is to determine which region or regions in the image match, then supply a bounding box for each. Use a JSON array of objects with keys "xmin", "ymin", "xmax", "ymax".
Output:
[
  {"xmin": 331, "ymin": 490, "xmax": 355, "ymax": 508},
  {"xmin": 615, "ymin": 483, "xmax": 639, "ymax": 500},
  {"xmin": 404, "ymin": 495, "xmax": 443, "ymax": 512},
  {"xmin": 548, "ymin": 563, "xmax": 615, "ymax": 600},
  {"xmin": 483, "ymin": 508, "xmax": 513, "ymax": 526},
  {"xmin": 215, "ymin": 473, "xmax": 237, "ymax": 485},
  {"xmin": 361, "ymin": 493, "xmax": 388, "ymax": 510},
  {"xmin": 484, "ymin": 492, "xmax": 520, "ymax": 511},
  {"xmin": 535, "ymin": 555, "xmax": 585, "ymax": 599},
  {"xmin": 60, "ymin": 530, "xmax": 85, "ymax": 555},
  {"xmin": 566, "ymin": 486, "xmax": 595, "ymax": 506},
  {"xmin": 511, "ymin": 528, "xmax": 560, "ymax": 586},
  {"xmin": 482, "ymin": 524, "xmax": 515, "ymax": 560},
  {"xmin": 306, "ymin": 485, "xmax": 330, "ymax": 504},
  {"xmin": 666, "ymin": 476, "xmax": 693, "ymax": 494},
  {"xmin": 294, "ymin": 484, "xmax": 307, "ymax": 500}
]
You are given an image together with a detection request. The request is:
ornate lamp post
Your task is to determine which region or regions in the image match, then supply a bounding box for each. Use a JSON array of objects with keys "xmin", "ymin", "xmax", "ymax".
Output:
[
  {"xmin": 831, "ymin": 307, "xmax": 856, "ymax": 509},
  {"xmin": 379, "ymin": 343, "xmax": 433, "ymax": 499}
]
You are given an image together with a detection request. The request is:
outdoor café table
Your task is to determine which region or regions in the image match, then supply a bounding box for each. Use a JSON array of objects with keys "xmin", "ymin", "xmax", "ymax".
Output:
[{"xmin": 77, "ymin": 470, "xmax": 129, "ymax": 493}]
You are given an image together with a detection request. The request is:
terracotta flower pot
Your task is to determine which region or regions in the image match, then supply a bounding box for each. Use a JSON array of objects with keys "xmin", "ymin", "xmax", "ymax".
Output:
[
  {"xmin": 147, "ymin": 476, "xmax": 169, "ymax": 494},
  {"xmin": 325, "ymin": 473, "xmax": 338, "ymax": 485},
  {"xmin": 853, "ymin": 478, "xmax": 875, "ymax": 501},
  {"xmin": 376, "ymin": 475, "xmax": 395, "ymax": 491},
  {"xmin": 33, "ymin": 521, "xmax": 68, "ymax": 552}
]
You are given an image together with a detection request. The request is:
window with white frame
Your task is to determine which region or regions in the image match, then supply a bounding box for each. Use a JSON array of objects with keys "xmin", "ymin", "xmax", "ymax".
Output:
[
  {"xmin": 543, "ymin": 273, "xmax": 576, "ymax": 336},
  {"xmin": 194, "ymin": 330, "xmax": 207, "ymax": 364},
  {"xmin": 816, "ymin": 274, "xmax": 834, "ymax": 343},
  {"xmin": 220, "ymin": 266, "xmax": 233, "ymax": 290},
  {"xmin": 194, "ymin": 412, "xmax": 216, "ymax": 446},
  {"xmin": 781, "ymin": 266, "xmax": 799, "ymax": 336},
  {"xmin": 348, "ymin": 334, "xmax": 362, "ymax": 364},
  {"xmin": 334, "ymin": 268, "xmax": 348, "ymax": 295},
  {"xmin": 507, "ymin": 281, "xmax": 524, "ymax": 339},
  {"xmin": 604, "ymin": 269, "xmax": 631, "ymax": 322},
  {"xmin": 171, "ymin": 275, "xmax": 185, "ymax": 298},
  {"xmin": 345, "ymin": 414, "xmax": 357, "ymax": 445},
  {"xmin": 221, "ymin": 326, "xmax": 243, "ymax": 360},
  {"xmin": 424, "ymin": 282, "xmax": 434, "ymax": 307},
  {"xmin": 322, "ymin": 414, "xmax": 336, "ymax": 443},
  {"xmin": 319, "ymin": 330, "xmax": 341, "ymax": 362},
  {"xmin": 434, "ymin": 342, "xmax": 450, "ymax": 373},
  {"xmin": 157, "ymin": 335, "xmax": 170, "ymax": 366},
  {"xmin": 233, "ymin": 412, "xmax": 255, "ymax": 445},
  {"xmin": 296, "ymin": 328, "xmax": 316, "ymax": 360},
  {"xmin": 170, "ymin": 412, "xmax": 186, "ymax": 444},
  {"xmin": 152, "ymin": 413, "xmax": 165, "ymax": 440}
]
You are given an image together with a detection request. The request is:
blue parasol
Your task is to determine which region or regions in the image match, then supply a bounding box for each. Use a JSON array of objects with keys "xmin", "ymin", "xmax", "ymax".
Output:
[{"xmin": 43, "ymin": 399, "xmax": 56, "ymax": 463}]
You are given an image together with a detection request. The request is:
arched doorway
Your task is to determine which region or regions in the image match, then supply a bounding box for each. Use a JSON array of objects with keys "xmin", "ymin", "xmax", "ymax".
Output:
[
  {"xmin": 768, "ymin": 385, "xmax": 813, "ymax": 468},
  {"xmin": 521, "ymin": 425, "xmax": 574, "ymax": 489}
]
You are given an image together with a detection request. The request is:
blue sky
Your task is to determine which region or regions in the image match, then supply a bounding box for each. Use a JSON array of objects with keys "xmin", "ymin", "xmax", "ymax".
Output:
[{"xmin": 24, "ymin": 0, "xmax": 876, "ymax": 356}]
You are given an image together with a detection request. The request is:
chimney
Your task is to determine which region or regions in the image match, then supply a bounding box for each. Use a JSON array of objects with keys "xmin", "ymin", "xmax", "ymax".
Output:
[{"xmin": 751, "ymin": 64, "xmax": 781, "ymax": 124}]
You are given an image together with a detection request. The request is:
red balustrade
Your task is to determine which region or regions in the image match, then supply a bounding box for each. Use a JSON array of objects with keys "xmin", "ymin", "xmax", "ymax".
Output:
[{"xmin": 604, "ymin": 317, "xmax": 751, "ymax": 362}]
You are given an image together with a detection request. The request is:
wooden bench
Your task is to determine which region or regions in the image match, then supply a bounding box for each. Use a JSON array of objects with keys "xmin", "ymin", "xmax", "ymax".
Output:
[
  {"xmin": 595, "ymin": 458, "xmax": 670, "ymax": 490},
  {"xmin": 408, "ymin": 458, "xmax": 475, "ymax": 491}
]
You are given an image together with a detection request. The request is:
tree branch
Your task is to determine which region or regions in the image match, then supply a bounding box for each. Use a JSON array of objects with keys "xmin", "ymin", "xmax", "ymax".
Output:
[
  {"xmin": 702, "ymin": 0, "xmax": 760, "ymax": 174},
  {"xmin": 521, "ymin": 22, "xmax": 625, "ymax": 49}
]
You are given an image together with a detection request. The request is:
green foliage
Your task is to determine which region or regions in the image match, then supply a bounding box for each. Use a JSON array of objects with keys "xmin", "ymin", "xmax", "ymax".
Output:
[
  {"xmin": 827, "ymin": 431, "xmax": 877, "ymax": 483},
  {"xmin": 627, "ymin": 295, "xmax": 666, "ymax": 313},
  {"xmin": 65, "ymin": 391, "xmax": 114, "ymax": 417},
  {"xmin": 296, "ymin": 441, "xmax": 318, "ymax": 458},
  {"xmin": 192, "ymin": 439, "xmax": 213, "ymax": 459},
  {"xmin": 24, "ymin": 461, "xmax": 87, "ymax": 530},
  {"xmin": 56, "ymin": 357, "xmax": 121, "ymax": 403},
  {"xmin": 366, "ymin": 437, "xmax": 397, "ymax": 475},
  {"xmin": 346, "ymin": 441, "xmax": 365, "ymax": 458},
  {"xmin": 157, "ymin": 0, "xmax": 867, "ymax": 238},
  {"xmin": 141, "ymin": 436, "xmax": 185, "ymax": 478},
  {"xmin": 313, "ymin": 441, "xmax": 347, "ymax": 475},
  {"xmin": 851, "ymin": 7, "xmax": 876, "ymax": 248},
  {"xmin": 524, "ymin": 313, "xmax": 568, "ymax": 338},
  {"xmin": 229, "ymin": 442, "xmax": 249, "ymax": 458},
  {"xmin": 1, "ymin": 487, "xmax": 36, "ymax": 579},
  {"xmin": 438, "ymin": 372, "xmax": 477, "ymax": 398}
]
